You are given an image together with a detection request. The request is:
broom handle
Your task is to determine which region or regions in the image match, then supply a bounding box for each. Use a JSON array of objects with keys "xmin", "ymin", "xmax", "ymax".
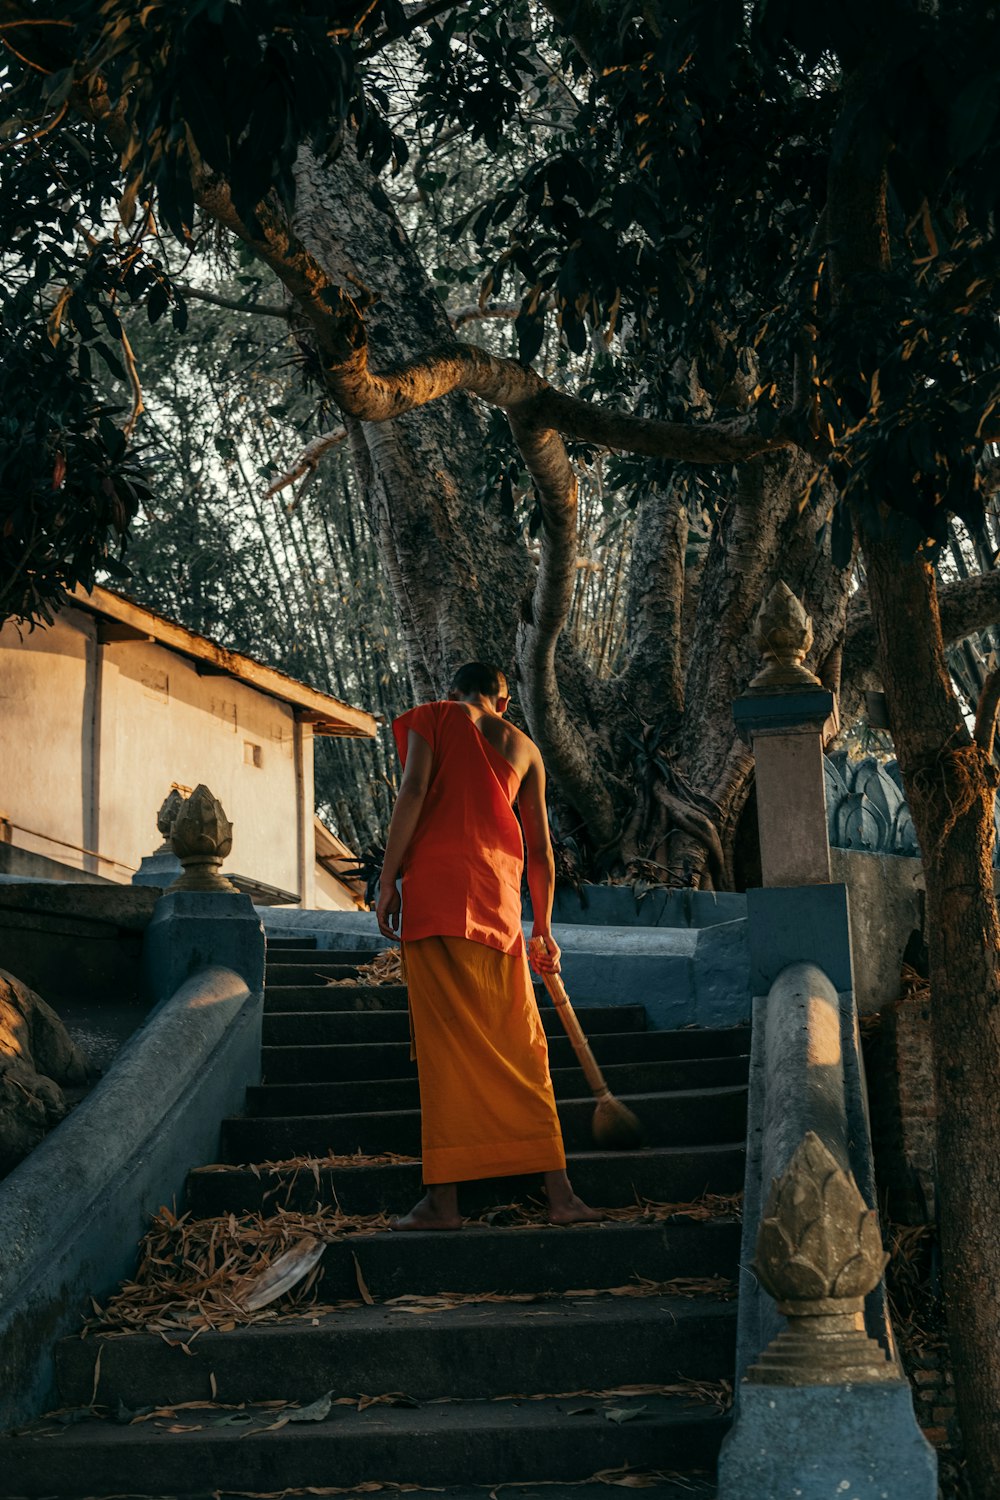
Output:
[{"xmin": 535, "ymin": 964, "xmax": 613, "ymax": 1104}]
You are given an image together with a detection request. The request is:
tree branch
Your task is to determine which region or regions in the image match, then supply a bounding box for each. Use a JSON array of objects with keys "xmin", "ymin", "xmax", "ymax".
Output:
[
  {"xmin": 449, "ymin": 301, "xmax": 519, "ymax": 327},
  {"xmin": 844, "ymin": 569, "xmax": 1000, "ymax": 706},
  {"xmin": 264, "ymin": 426, "xmax": 349, "ymax": 503},
  {"xmin": 974, "ymin": 668, "xmax": 1000, "ymax": 756},
  {"xmin": 176, "ymin": 283, "xmax": 289, "ymax": 319},
  {"xmin": 511, "ymin": 411, "xmax": 617, "ymax": 843}
]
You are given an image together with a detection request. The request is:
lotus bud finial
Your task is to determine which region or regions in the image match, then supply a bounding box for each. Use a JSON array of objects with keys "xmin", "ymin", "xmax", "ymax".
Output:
[
  {"xmin": 154, "ymin": 788, "xmax": 185, "ymax": 853},
  {"xmin": 750, "ymin": 581, "xmax": 823, "ymax": 691},
  {"xmin": 169, "ymin": 785, "xmax": 238, "ymax": 893},
  {"xmin": 747, "ymin": 1132, "xmax": 898, "ymax": 1385}
]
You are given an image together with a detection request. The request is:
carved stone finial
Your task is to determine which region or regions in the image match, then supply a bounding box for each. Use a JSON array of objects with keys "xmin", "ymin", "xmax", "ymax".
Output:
[
  {"xmin": 168, "ymin": 785, "xmax": 238, "ymax": 893},
  {"xmin": 154, "ymin": 789, "xmax": 185, "ymax": 853},
  {"xmin": 750, "ymin": 581, "xmax": 823, "ymax": 691},
  {"xmin": 748, "ymin": 1131, "xmax": 896, "ymax": 1385}
]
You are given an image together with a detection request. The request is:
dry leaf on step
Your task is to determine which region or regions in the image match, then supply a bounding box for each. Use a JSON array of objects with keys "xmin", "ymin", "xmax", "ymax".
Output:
[
  {"xmin": 288, "ymin": 1392, "xmax": 333, "ymax": 1423},
  {"xmin": 603, "ymin": 1405, "xmax": 648, "ymax": 1424},
  {"xmin": 237, "ymin": 1236, "xmax": 325, "ymax": 1313},
  {"xmin": 352, "ymin": 1253, "xmax": 375, "ymax": 1305}
]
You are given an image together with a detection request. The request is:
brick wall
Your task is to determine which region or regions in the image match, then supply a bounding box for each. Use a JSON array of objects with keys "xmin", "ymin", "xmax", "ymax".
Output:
[{"xmin": 864, "ymin": 968, "xmax": 937, "ymax": 1226}]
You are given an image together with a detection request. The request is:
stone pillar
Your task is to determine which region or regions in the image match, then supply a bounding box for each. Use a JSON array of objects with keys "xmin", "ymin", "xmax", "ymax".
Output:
[
  {"xmin": 142, "ymin": 787, "xmax": 264, "ymax": 1007},
  {"xmin": 131, "ymin": 789, "xmax": 184, "ymax": 888},
  {"xmin": 733, "ymin": 581, "xmax": 838, "ymax": 887}
]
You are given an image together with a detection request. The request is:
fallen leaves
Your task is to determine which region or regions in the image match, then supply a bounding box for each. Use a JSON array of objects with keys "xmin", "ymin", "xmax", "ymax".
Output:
[
  {"xmin": 472, "ymin": 1190, "xmax": 742, "ymax": 1229},
  {"xmin": 80, "ymin": 1189, "xmax": 741, "ymax": 1340},
  {"xmin": 81, "ymin": 1204, "xmax": 371, "ymax": 1338},
  {"xmin": 207, "ymin": 1465, "xmax": 713, "ymax": 1500},
  {"xmin": 324, "ymin": 948, "xmax": 403, "ymax": 987},
  {"xmin": 238, "ymin": 1236, "xmax": 326, "ymax": 1314},
  {"xmin": 352, "ymin": 1251, "xmax": 375, "ymax": 1306},
  {"xmin": 603, "ymin": 1405, "xmax": 647, "ymax": 1424},
  {"xmin": 214, "ymin": 1485, "xmax": 431, "ymax": 1499}
]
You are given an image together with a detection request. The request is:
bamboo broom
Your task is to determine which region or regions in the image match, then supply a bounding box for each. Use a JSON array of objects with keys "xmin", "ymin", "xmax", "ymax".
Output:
[{"xmin": 528, "ymin": 937, "xmax": 644, "ymax": 1150}]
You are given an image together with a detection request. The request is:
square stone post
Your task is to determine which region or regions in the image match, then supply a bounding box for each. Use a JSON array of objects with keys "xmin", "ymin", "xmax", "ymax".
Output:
[
  {"xmin": 732, "ymin": 582, "xmax": 838, "ymax": 887},
  {"xmin": 734, "ymin": 689, "xmax": 837, "ymax": 886}
]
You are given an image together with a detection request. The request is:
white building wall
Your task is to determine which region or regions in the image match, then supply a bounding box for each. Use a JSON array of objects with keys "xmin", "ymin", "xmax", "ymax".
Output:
[
  {"xmin": 0, "ymin": 604, "xmax": 306, "ymax": 895},
  {"xmin": 0, "ymin": 611, "xmax": 99, "ymax": 870}
]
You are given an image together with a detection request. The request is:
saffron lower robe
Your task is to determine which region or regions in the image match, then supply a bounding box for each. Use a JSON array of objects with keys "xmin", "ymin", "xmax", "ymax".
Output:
[{"xmin": 392, "ymin": 701, "xmax": 566, "ymax": 1184}]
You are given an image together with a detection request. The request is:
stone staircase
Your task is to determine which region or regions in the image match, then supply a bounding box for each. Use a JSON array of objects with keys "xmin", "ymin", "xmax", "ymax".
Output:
[{"xmin": 3, "ymin": 936, "xmax": 750, "ymax": 1500}]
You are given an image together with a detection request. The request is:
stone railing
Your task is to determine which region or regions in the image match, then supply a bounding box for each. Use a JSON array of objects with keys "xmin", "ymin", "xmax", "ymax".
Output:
[
  {"xmin": 717, "ymin": 960, "xmax": 936, "ymax": 1497},
  {"xmin": 0, "ymin": 790, "xmax": 264, "ymax": 1431},
  {"xmin": 718, "ymin": 583, "xmax": 936, "ymax": 1499},
  {"xmin": 825, "ymin": 751, "xmax": 1000, "ymax": 866}
]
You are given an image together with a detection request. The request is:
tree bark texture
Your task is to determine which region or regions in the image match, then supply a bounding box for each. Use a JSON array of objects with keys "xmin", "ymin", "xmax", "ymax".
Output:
[
  {"xmin": 291, "ymin": 148, "xmax": 531, "ymax": 698},
  {"xmin": 828, "ymin": 51, "xmax": 1000, "ymax": 1486},
  {"xmin": 863, "ymin": 542, "xmax": 1000, "ymax": 1488}
]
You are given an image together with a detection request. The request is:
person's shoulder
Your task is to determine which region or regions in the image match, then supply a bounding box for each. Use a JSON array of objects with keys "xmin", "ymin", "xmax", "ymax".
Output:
[
  {"xmin": 396, "ymin": 699, "xmax": 449, "ymax": 721},
  {"xmin": 504, "ymin": 719, "xmax": 540, "ymax": 763}
]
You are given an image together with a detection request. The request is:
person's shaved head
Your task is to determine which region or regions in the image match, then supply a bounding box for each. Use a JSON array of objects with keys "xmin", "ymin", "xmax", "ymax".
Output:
[{"xmin": 450, "ymin": 662, "xmax": 508, "ymax": 701}]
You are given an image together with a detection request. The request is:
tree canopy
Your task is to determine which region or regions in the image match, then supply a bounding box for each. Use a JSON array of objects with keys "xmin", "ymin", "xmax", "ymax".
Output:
[{"xmin": 5, "ymin": 1, "xmax": 1000, "ymax": 1486}]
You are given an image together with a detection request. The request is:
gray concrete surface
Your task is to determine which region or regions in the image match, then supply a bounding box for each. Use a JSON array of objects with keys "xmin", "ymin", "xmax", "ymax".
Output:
[
  {"xmin": 0, "ymin": 880, "xmax": 159, "ymax": 1005},
  {"xmin": 538, "ymin": 885, "xmax": 747, "ymax": 928},
  {"xmin": 734, "ymin": 961, "xmax": 890, "ymax": 1384},
  {"xmin": 722, "ymin": 886, "xmax": 931, "ymax": 1498},
  {"xmin": 144, "ymin": 889, "xmax": 265, "ymax": 1007},
  {"xmin": 0, "ymin": 963, "xmax": 263, "ymax": 1431},
  {"xmin": 259, "ymin": 908, "xmax": 753, "ymax": 1030},
  {"xmin": 831, "ymin": 848, "xmax": 923, "ymax": 1013},
  {"xmin": 746, "ymin": 882, "xmax": 856, "ymax": 994},
  {"xmin": 131, "ymin": 849, "xmax": 182, "ymax": 887},
  {"xmin": 717, "ymin": 1382, "xmax": 936, "ymax": 1497}
]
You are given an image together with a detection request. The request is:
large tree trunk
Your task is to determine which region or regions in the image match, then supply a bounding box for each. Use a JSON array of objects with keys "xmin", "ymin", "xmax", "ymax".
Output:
[
  {"xmin": 825, "ymin": 47, "xmax": 1000, "ymax": 1484},
  {"xmin": 864, "ymin": 542, "xmax": 1000, "ymax": 1489},
  {"xmin": 292, "ymin": 147, "xmax": 533, "ymax": 697}
]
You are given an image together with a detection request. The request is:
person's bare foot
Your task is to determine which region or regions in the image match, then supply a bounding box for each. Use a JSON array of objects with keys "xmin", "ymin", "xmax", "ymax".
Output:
[
  {"xmin": 547, "ymin": 1192, "xmax": 605, "ymax": 1225},
  {"xmin": 390, "ymin": 1189, "xmax": 463, "ymax": 1232},
  {"xmin": 543, "ymin": 1169, "xmax": 604, "ymax": 1224}
]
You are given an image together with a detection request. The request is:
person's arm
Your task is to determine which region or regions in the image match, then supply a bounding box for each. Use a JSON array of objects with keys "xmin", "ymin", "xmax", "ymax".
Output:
[
  {"xmin": 517, "ymin": 749, "xmax": 561, "ymax": 974},
  {"xmin": 376, "ymin": 731, "xmax": 433, "ymax": 940}
]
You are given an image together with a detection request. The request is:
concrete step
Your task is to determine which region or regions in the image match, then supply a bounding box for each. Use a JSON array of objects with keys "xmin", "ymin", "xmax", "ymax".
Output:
[
  {"xmin": 261, "ymin": 1005, "xmax": 647, "ymax": 1048},
  {"xmin": 244, "ymin": 1217, "xmax": 738, "ymax": 1300},
  {"xmin": 0, "ymin": 1393, "xmax": 728, "ymax": 1496},
  {"xmin": 266, "ymin": 962, "xmax": 366, "ymax": 985},
  {"xmin": 246, "ymin": 1054, "xmax": 751, "ymax": 1116},
  {"xmin": 259, "ymin": 1026, "xmax": 746, "ymax": 1083},
  {"xmin": 265, "ymin": 935, "xmax": 319, "ymax": 950},
  {"xmin": 188, "ymin": 1142, "xmax": 745, "ymax": 1217},
  {"xmin": 221, "ymin": 1086, "xmax": 749, "ymax": 1162},
  {"xmin": 265, "ymin": 982, "xmax": 410, "ymax": 1011},
  {"xmin": 266, "ymin": 944, "xmax": 374, "ymax": 964},
  {"xmin": 263, "ymin": 981, "xmax": 570, "ymax": 1013},
  {"xmin": 57, "ymin": 1295, "xmax": 736, "ymax": 1409}
]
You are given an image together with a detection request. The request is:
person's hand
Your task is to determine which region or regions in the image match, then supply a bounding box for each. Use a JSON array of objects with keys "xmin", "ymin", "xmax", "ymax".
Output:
[
  {"xmin": 377, "ymin": 882, "xmax": 402, "ymax": 941},
  {"xmin": 528, "ymin": 930, "xmax": 561, "ymax": 975}
]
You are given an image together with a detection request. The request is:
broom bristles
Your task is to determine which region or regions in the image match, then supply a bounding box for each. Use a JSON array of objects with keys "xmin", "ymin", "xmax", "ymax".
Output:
[{"xmin": 592, "ymin": 1095, "xmax": 644, "ymax": 1150}]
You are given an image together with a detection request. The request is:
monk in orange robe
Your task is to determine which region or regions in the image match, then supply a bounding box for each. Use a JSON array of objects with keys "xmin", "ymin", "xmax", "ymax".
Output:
[{"xmin": 376, "ymin": 662, "xmax": 600, "ymax": 1230}]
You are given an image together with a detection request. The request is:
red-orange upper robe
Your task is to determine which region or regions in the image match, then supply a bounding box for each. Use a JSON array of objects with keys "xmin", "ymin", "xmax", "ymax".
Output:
[
  {"xmin": 391, "ymin": 700, "xmax": 565, "ymax": 1183},
  {"xmin": 392, "ymin": 700, "xmax": 525, "ymax": 954}
]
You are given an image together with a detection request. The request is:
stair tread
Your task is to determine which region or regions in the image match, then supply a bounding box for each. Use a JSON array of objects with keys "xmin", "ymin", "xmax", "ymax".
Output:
[
  {"xmin": 193, "ymin": 1139, "xmax": 743, "ymax": 1176},
  {"xmin": 221, "ymin": 1084, "xmax": 746, "ymax": 1161},
  {"xmin": 72, "ymin": 1288, "xmax": 734, "ymax": 1344},
  {"xmin": 246, "ymin": 1057, "xmax": 750, "ymax": 1115},
  {"xmin": 2, "ymin": 1393, "xmax": 727, "ymax": 1497},
  {"xmin": 258, "ymin": 1028, "xmax": 749, "ymax": 1083},
  {"xmin": 55, "ymin": 1294, "xmax": 736, "ymax": 1411},
  {"xmin": 187, "ymin": 1141, "xmax": 745, "ymax": 1218},
  {"xmin": 1, "ymin": 941, "xmax": 742, "ymax": 1500},
  {"xmin": 230, "ymin": 1082, "xmax": 746, "ymax": 1125}
]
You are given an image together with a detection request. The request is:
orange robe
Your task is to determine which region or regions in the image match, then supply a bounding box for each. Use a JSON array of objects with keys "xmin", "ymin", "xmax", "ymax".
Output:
[{"xmin": 393, "ymin": 702, "xmax": 566, "ymax": 1183}]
